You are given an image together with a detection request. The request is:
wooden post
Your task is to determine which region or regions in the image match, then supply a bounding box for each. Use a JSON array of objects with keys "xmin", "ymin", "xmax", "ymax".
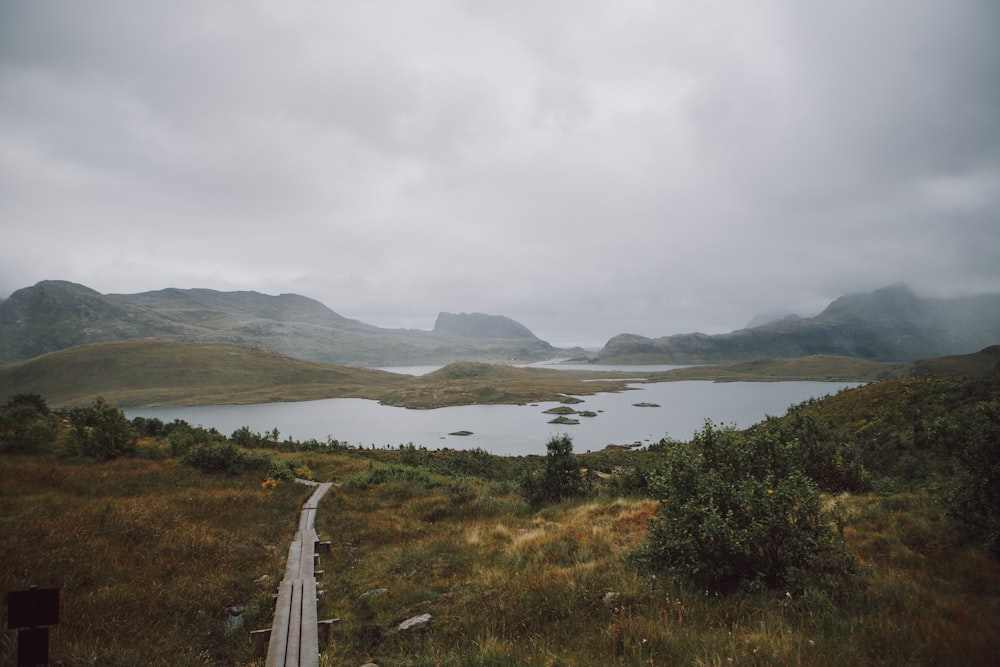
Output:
[{"xmin": 249, "ymin": 628, "xmax": 271, "ymax": 656}]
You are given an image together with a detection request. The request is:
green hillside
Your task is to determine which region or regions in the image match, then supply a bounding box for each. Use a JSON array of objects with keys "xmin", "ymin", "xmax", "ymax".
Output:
[
  {"xmin": 0, "ymin": 340, "xmax": 404, "ymax": 407},
  {"xmin": 3, "ymin": 340, "xmax": 998, "ymax": 410}
]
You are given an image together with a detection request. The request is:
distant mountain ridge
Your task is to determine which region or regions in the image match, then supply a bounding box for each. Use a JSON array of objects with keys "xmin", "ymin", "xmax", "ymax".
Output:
[
  {"xmin": 0, "ymin": 280, "xmax": 562, "ymax": 366},
  {"xmin": 593, "ymin": 284, "xmax": 1000, "ymax": 364}
]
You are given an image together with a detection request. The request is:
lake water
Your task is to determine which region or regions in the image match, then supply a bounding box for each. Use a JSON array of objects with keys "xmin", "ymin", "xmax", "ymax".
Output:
[{"xmin": 126, "ymin": 366, "xmax": 860, "ymax": 456}]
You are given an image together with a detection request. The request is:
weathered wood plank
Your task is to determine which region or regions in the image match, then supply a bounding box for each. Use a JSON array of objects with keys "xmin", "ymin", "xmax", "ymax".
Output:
[
  {"xmin": 299, "ymin": 578, "xmax": 320, "ymax": 667},
  {"xmin": 265, "ymin": 581, "xmax": 293, "ymax": 665},
  {"xmin": 263, "ymin": 481, "xmax": 333, "ymax": 666},
  {"xmin": 284, "ymin": 581, "xmax": 303, "ymax": 666}
]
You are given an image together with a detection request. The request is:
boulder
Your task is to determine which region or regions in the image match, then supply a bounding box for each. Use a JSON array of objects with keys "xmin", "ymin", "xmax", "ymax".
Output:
[{"xmin": 398, "ymin": 613, "xmax": 432, "ymax": 632}]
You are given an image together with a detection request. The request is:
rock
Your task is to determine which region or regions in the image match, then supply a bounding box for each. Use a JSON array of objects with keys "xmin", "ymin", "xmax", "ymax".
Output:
[
  {"xmin": 603, "ymin": 592, "xmax": 620, "ymax": 608},
  {"xmin": 398, "ymin": 613, "xmax": 432, "ymax": 632},
  {"xmin": 361, "ymin": 588, "xmax": 389, "ymax": 599},
  {"xmin": 548, "ymin": 415, "xmax": 579, "ymax": 425}
]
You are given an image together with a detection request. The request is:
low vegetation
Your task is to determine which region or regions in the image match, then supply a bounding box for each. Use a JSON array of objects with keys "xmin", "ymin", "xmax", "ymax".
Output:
[
  {"xmin": 1, "ymin": 371, "xmax": 999, "ymax": 665},
  {"xmin": 3, "ymin": 338, "xmax": 976, "ymax": 410}
]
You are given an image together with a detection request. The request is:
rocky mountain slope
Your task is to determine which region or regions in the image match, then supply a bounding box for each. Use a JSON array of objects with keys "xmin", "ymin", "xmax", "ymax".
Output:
[
  {"xmin": 0, "ymin": 280, "xmax": 561, "ymax": 366},
  {"xmin": 593, "ymin": 284, "xmax": 1000, "ymax": 364}
]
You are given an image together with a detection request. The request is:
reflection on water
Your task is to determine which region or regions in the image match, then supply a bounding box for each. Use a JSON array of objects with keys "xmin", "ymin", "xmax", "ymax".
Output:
[{"xmin": 127, "ymin": 376, "xmax": 860, "ymax": 457}]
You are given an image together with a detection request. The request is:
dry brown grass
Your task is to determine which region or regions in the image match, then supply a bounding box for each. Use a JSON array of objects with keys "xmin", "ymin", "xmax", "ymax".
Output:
[{"xmin": 0, "ymin": 451, "xmax": 312, "ymax": 667}]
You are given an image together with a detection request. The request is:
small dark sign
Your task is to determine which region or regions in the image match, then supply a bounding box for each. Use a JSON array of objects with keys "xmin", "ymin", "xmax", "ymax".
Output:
[
  {"xmin": 7, "ymin": 587, "xmax": 59, "ymax": 629},
  {"xmin": 16, "ymin": 627, "xmax": 49, "ymax": 666}
]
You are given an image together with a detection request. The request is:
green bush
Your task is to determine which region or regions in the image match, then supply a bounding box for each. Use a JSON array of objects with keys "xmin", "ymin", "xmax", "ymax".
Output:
[
  {"xmin": 0, "ymin": 393, "xmax": 59, "ymax": 454},
  {"xmin": 764, "ymin": 413, "xmax": 870, "ymax": 492},
  {"xmin": 65, "ymin": 397, "xmax": 138, "ymax": 460},
  {"xmin": 633, "ymin": 421, "xmax": 853, "ymax": 592},
  {"xmin": 181, "ymin": 442, "xmax": 295, "ymax": 479},
  {"xmin": 521, "ymin": 434, "xmax": 590, "ymax": 506},
  {"xmin": 944, "ymin": 400, "xmax": 1000, "ymax": 556},
  {"xmin": 168, "ymin": 422, "xmax": 226, "ymax": 457},
  {"xmin": 345, "ymin": 463, "xmax": 434, "ymax": 489}
]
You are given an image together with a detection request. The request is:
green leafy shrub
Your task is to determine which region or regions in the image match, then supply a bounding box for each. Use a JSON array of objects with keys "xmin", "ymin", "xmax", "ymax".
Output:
[
  {"xmin": 181, "ymin": 442, "xmax": 295, "ymax": 479},
  {"xmin": 168, "ymin": 422, "xmax": 225, "ymax": 457},
  {"xmin": 521, "ymin": 434, "xmax": 590, "ymax": 506},
  {"xmin": 944, "ymin": 400, "xmax": 1000, "ymax": 556},
  {"xmin": 429, "ymin": 447, "xmax": 508, "ymax": 480},
  {"xmin": 0, "ymin": 393, "xmax": 59, "ymax": 454},
  {"xmin": 65, "ymin": 397, "xmax": 138, "ymax": 460},
  {"xmin": 765, "ymin": 413, "xmax": 870, "ymax": 492},
  {"xmin": 634, "ymin": 421, "xmax": 853, "ymax": 592},
  {"xmin": 345, "ymin": 463, "xmax": 434, "ymax": 489}
]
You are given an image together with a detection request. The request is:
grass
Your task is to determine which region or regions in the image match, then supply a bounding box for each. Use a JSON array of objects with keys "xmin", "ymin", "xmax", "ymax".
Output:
[
  {"xmin": 0, "ymin": 447, "xmax": 312, "ymax": 667},
  {"xmin": 3, "ymin": 438, "xmax": 999, "ymax": 664},
  {"xmin": 10, "ymin": 339, "xmax": 991, "ymax": 410},
  {"xmin": 295, "ymin": 455, "xmax": 1000, "ymax": 666}
]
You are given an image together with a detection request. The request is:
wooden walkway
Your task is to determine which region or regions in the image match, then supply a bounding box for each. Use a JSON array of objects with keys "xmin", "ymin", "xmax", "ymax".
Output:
[{"xmin": 263, "ymin": 480, "xmax": 334, "ymax": 667}]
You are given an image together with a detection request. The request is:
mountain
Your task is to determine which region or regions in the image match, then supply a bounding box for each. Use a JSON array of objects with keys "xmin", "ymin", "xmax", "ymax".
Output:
[
  {"xmin": 434, "ymin": 312, "xmax": 535, "ymax": 339},
  {"xmin": 0, "ymin": 280, "xmax": 560, "ymax": 366},
  {"xmin": 593, "ymin": 284, "xmax": 1000, "ymax": 364}
]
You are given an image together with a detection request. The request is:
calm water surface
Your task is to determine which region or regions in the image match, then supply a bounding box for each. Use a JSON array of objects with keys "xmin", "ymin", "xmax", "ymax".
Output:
[{"xmin": 127, "ymin": 365, "xmax": 860, "ymax": 456}]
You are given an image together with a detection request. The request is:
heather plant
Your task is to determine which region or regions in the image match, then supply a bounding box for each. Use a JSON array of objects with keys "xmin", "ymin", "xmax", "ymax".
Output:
[{"xmin": 634, "ymin": 421, "xmax": 854, "ymax": 592}]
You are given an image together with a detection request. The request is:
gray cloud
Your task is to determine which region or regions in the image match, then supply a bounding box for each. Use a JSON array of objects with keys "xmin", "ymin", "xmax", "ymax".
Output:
[{"xmin": 1, "ymin": 0, "xmax": 998, "ymax": 347}]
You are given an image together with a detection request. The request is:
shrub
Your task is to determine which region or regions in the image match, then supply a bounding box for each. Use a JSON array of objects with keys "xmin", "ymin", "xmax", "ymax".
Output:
[
  {"xmin": 181, "ymin": 442, "xmax": 295, "ymax": 479},
  {"xmin": 429, "ymin": 447, "xmax": 507, "ymax": 480},
  {"xmin": 764, "ymin": 413, "xmax": 870, "ymax": 492},
  {"xmin": 944, "ymin": 400, "xmax": 1000, "ymax": 556},
  {"xmin": 168, "ymin": 422, "xmax": 225, "ymax": 458},
  {"xmin": 230, "ymin": 425, "xmax": 267, "ymax": 448},
  {"xmin": 633, "ymin": 421, "xmax": 853, "ymax": 592},
  {"xmin": 345, "ymin": 463, "xmax": 434, "ymax": 489},
  {"xmin": 64, "ymin": 397, "xmax": 138, "ymax": 460},
  {"xmin": 521, "ymin": 434, "xmax": 590, "ymax": 506},
  {"xmin": 130, "ymin": 415, "xmax": 167, "ymax": 438},
  {"xmin": 0, "ymin": 393, "xmax": 59, "ymax": 454}
]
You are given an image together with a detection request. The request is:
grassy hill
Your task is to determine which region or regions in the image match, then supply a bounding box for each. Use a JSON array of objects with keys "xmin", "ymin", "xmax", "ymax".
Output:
[
  {"xmin": 3, "ymin": 340, "xmax": 998, "ymax": 410},
  {"xmin": 0, "ymin": 340, "xmax": 640, "ymax": 409},
  {"xmin": 0, "ymin": 340, "xmax": 404, "ymax": 407}
]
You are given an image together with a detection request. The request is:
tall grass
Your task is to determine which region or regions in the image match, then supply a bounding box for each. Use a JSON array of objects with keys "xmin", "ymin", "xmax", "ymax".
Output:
[
  {"xmin": 310, "ymin": 467, "xmax": 1000, "ymax": 666},
  {"xmin": 4, "ymin": 447, "xmax": 999, "ymax": 665},
  {"xmin": 0, "ymin": 451, "xmax": 311, "ymax": 667}
]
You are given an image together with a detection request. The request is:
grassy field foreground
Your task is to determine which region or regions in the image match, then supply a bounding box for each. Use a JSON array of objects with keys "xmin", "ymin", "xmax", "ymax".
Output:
[
  {"xmin": 3, "ymin": 446, "xmax": 998, "ymax": 666},
  {"xmin": 303, "ymin": 454, "xmax": 1000, "ymax": 666},
  {"xmin": 0, "ymin": 452, "xmax": 312, "ymax": 666}
]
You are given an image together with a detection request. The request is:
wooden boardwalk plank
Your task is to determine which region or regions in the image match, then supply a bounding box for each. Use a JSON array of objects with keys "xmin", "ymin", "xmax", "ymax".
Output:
[
  {"xmin": 265, "ymin": 581, "xmax": 293, "ymax": 666},
  {"xmin": 284, "ymin": 582, "xmax": 303, "ymax": 666},
  {"xmin": 264, "ymin": 481, "xmax": 333, "ymax": 667},
  {"xmin": 300, "ymin": 578, "xmax": 320, "ymax": 667}
]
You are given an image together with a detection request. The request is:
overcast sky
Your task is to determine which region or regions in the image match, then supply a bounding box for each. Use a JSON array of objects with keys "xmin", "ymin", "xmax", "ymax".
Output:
[{"xmin": 1, "ymin": 1, "xmax": 998, "ymax": 347}]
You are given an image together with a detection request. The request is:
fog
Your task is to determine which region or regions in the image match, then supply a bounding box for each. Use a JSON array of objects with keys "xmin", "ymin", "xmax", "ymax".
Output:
[{"xmin": 1, "ymin": 1, "xmax": 998, "ymax": 346}]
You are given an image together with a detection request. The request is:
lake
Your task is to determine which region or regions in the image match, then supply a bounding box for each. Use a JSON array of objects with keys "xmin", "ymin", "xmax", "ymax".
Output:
[{"xmin": 126, "ymin": 366, "xmax": 860, "ymax": 456}]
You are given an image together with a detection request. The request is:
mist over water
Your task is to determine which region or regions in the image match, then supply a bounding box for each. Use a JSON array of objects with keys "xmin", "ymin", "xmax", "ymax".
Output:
[{"xmin": 128, "ymin": 379, "xmax": 860, "ymax": 456}]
